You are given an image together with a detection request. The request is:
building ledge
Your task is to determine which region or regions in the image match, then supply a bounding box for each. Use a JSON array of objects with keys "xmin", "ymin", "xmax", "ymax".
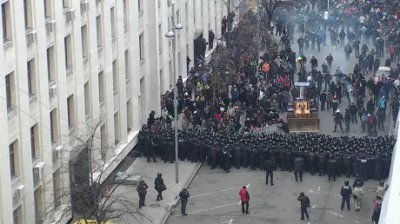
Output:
[{"xmin": 93, "ymin": 130, "xmax": 139, "ymax": 184}]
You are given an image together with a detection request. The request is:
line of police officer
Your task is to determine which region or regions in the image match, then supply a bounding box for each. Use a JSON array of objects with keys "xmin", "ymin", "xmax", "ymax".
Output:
[{"xmin": 140, "ymin": 127, "xmax": 394, "ymax": 181}]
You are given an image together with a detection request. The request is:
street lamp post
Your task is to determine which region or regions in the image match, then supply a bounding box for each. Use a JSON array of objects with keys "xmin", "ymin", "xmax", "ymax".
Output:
[{"xmin": 165, "ymin": 0, "xmax": 183, "ymax": 184}]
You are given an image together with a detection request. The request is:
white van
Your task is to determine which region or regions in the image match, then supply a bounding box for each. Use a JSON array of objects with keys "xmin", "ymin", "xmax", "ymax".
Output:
[{"xmin": 374, "ymin": 66, "xmax": 391, "ymax": 83}]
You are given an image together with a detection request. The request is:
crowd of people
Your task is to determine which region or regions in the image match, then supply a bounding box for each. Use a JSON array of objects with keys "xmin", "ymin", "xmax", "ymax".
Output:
[
  {"xmin": 136, "ymin": 0, "xmax": 400, "ymax": 222},
  {"xmin": 140, "ymin": 128, "xmax": 393, "ymax": 180}
]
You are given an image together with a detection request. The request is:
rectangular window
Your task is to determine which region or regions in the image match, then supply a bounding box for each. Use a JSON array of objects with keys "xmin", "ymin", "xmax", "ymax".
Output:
[
  {"xmin": 178, "ymin": 52, "xmax": 182, "ymax": 76},
  {"xmin": 110, "ymin": 7, "xmax": 116, "ymax": 40},
  {"xmin": 98, "ymin": 72, "xmax": 104, "ymax": 104},
  {"xmin": 63, "ymin": 0, "xmax": 70, "ymax": 8},
  {"xmin": 67, "ymin": 95, "xmax": 75, "ymax": 129},
  {"xmin": 47, "ymin": 46, "xmax": 55, "ymax": 82},
  {"xmin": 100, "ymin": 125, "xmax": 106, "ymax": 160},
  {"xmin": 112, "ymin": 60, "xmax": 118, "ymax": 93},
  {"xmin": 44, "ymin": 0, "xmax": 52, "ymax": 18},
  {"xmin": 185, "ymin": 3, "xmax": 189, "ymax": 40},
  {"xmin": 125, "ymin": 50, "xmax": 130, "ymax": 82},
  {"xmin": 139, "ymin": 34, "xmax": 144, "ymax": 61},
  {"xmin": 96, "ymin": 16, "xmax": 103, "ymax": 50},
  {"xmin": 50, "ymin": 109, "xmax": 58, "ymax": 143},
  {"xmin": 84, "ymin": 82, "xmax": 91, "ymax": 117},
  {"xmin": 64, "ymin": 35, "xmax": 72, "ymax": 71},
  {"xmin": 138, "ymin": 0, "xmax": 143, "ymax": 13},
  {"xmin": 114, "ymin": 112, "xmax": 120, "ymax": 145},
  {"xmin": 5, "ymin": 72, "xmax": 15, "ymax": 112},
  {"xmin": 159, "ymin": 69, "xmax": 164, "ymax": 93},
  {"xmin": 193, "ymin": 1, "xmax": 196, "ymax": 24},
  {"xmin": 2, "ymin": 1, "xmax": 12, "ymax": 42},
  {"xmin": 127, "ymin": 99, "xmax": 132, "ymax": 132},
  {"xmin": 30, "ymin": 124, "xmax": 39, "ymax": 159},
  {"xmin": 13, "ymin": 207, "xmax": 22, "ymax": 224},
  {"xmin": 23, "ymin": 0, "xmax": 33, "ymax": 29},
  {"xmin": 81, "ymin": 25, "xmax": 88, "ymax": 60},
  {"xmin": 123, "ymin": 0, "xmax": 128, "ymax": 31},
  {"xmin": 158, "ymin": 24, "xmax": 162, "ymax": 54},
  {"xmin": 53, "ymin": 169, "xmax": 62, "ymax": 208},
  {"xmin": 34, "ymin": 187, "xmax": 44, "ymax": 223},
  {"xmin": 9, "ymin": 141, "xmax": 18, "ymax": 177},
  {"xmin": 27, "ymin": 59, "xmax": 36, "ymax": 97}
]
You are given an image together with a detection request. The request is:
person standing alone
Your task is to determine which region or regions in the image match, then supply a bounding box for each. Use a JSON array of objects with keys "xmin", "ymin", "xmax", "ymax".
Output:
[
  {"xmin": 264, "ymin": 158, "xmax": 274, "ymax": 185},
  {"xmin": 179, "ymin": 188, "xmax": 190, "ymax": 216},
  {"xmin": 239, "ymin": 186, "xmax": 250, "ymax": 214},
  {"xmin": 154, "ymin": 173, "xmax": 166, "ymax": 201},
  {"xmin": 297, "ymin": 192, "xmax": 310, "ymax": 220},
  {"xmin": 340, "ymin": 180, "xmax": 352, "ymax": 211},
  {"xmin": 293, "ymin": 155, "xmax": 305, "ymax": 182},
  {"xmin": 137, "ymin": 180, "xmax": 148, "ymax": 208}
]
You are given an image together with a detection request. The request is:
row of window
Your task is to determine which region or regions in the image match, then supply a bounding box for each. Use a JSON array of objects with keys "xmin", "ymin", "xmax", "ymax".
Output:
[
  {"xmin": 2, "ymin": 0, "xmax": 135, "ymax": 46},
  {"xmin": 8, "ymin": 98, "xmax": 134, "ymax": 179}
]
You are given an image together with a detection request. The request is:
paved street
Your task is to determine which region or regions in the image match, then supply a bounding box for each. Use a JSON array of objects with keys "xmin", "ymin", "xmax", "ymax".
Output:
[
  {"xmin": 166, "ymin": 166, "xmax": 380, "ymax": 224},
  {"xmin": 284, "ymin": 27, "xmax": 394, "ymax": 136},
  {"xmin": 166, "ymin": 28, "xmax": 388, "ymax": 224}
]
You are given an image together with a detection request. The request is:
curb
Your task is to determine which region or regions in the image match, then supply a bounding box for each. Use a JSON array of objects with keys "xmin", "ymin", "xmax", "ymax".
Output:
[{"xmin": 158, "ymin": 162, "xmax": 203, "ymax": 224}]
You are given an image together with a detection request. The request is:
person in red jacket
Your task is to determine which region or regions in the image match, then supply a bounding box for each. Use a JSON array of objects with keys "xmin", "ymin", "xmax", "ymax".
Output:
[{"xmin": 239, "ymin": 186, "xmax": 250, "ymax": 214}]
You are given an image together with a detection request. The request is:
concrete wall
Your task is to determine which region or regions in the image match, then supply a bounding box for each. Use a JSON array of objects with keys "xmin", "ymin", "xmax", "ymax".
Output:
[
  {"xmin": 0, "ymin": 0, "xmax": 227, "ymax": 223},
  {"xmin": 379, "ymin": 110, "xmax": 400, "ymax": 223}
]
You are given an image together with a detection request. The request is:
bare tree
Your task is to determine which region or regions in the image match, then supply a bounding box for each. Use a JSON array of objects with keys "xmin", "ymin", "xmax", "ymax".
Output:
[
  {"xmin": 222, "ymin": 0, "xmax": 233, "ymax": 14},
  {"xmin": 261, "ymin": 0, "xmax": 292, "ymax": 29},
  {"xmin": 37, "ymin": 118, "xmax": 148, "ymax": 224},
  {"xmin": 209, "ymin": 45, "xmax": 236, "ymax": 106}
]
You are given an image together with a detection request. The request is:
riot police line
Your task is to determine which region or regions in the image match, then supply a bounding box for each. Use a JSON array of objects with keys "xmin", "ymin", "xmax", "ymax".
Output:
[{"xmin": 139, "ymin": 125, "xmax": 394, "ymax": 181}]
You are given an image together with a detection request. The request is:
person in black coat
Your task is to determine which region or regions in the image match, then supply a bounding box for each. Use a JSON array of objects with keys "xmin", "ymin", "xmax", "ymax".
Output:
[
  {"xmin": 154, "ymin": 173, "xmax": 166, "ymax": 201},
  {"xmin": 264, "ymin": 158, "xmax": 274, "ymax": 185},
  {"xmin": 340, "ymin": 180, "xmax": 352, "ymax": 211},
  {"xmin": 327, "ymin": 155, "xmax": 337, "ymax": 181},
  {"xmin": 179, "ymin": 188, "xmax": 190, "ymax": 216},
  {"xmin": 320, "ymin": 91, "xmax": 327, "ymax": 111},
  {"xmin": 293, "ymin": 156, "xmax": 305, "ymax": 182},
  {"xmin": 297, "ymin": 192, "xmax": 310, "ymax": 220}
]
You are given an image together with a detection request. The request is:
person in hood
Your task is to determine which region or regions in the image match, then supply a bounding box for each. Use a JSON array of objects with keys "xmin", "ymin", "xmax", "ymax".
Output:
[{"xmin": 239, "ymin": 186, "xmax": 250, "ymax": 214}]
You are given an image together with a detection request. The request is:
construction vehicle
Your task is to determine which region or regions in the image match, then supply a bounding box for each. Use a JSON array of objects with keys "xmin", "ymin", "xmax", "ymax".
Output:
[{"xmin": 287, "ymin": 82, "xmax": 320, "ymax": 132}]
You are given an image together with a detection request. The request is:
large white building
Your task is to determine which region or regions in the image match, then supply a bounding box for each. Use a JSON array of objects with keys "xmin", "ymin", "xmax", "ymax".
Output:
[{"xmin": 0, "ymin": 0, "xmax": 233, "ymax": 223}]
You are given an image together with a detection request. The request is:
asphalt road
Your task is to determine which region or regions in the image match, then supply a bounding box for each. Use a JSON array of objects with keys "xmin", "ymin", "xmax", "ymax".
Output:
[
  {"xmin": 167, "ymin": 25, "xmax": 388, "ymax": 224},
  {"xmin": 285, "ymin": 23, "xmax": 394, "ymax": 137},
  {"xmin": 166, "ymin": 166, "xmax": 380, "ymax": 224}
]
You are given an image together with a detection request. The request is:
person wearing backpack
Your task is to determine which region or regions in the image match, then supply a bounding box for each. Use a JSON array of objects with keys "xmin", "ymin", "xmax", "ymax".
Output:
[{"xmin": 154, "ymin": 173, "xmax": 166, "ymax": 201}]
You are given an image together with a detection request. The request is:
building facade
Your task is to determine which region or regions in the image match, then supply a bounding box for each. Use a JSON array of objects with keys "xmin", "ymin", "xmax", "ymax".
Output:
[{"xmin": 0, "ymin": 0, "xmax": 230, "ymax": 223}]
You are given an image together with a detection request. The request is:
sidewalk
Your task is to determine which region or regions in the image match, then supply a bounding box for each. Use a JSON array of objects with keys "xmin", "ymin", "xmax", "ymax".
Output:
[{"xmin": 113, "ymin": 158, "xmax": 201, "ymax": 224}]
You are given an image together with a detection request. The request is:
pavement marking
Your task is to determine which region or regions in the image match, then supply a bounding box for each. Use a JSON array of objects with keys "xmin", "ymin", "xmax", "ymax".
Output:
[
  {"xmin": 328, "ymin": 211, "xmax": 344, "ymax": 218},
  {"xmin": 220, "ymin": 219, "xmax": 233, "ymax": 224},
  {"xmin": 317, "ymin": 186, "xmax": 321, "ymax": 192},
  {"xmin": 327, "ymin": 210, "xmax": 361, "ymax": 224},
  {"xmin": 350, "ymin": 218, "xmax": 360, "ymax": 224},
  {"xmin": 308, "ymin": 189, "xmax": 341, "ymax": 198},
  {"xmin": 174, "ymin": 202, "xmax": 238, "ymax": 217},
  {"xmin": 191, "ymin": 187, "xmax": 236, "ymax": 198}
]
